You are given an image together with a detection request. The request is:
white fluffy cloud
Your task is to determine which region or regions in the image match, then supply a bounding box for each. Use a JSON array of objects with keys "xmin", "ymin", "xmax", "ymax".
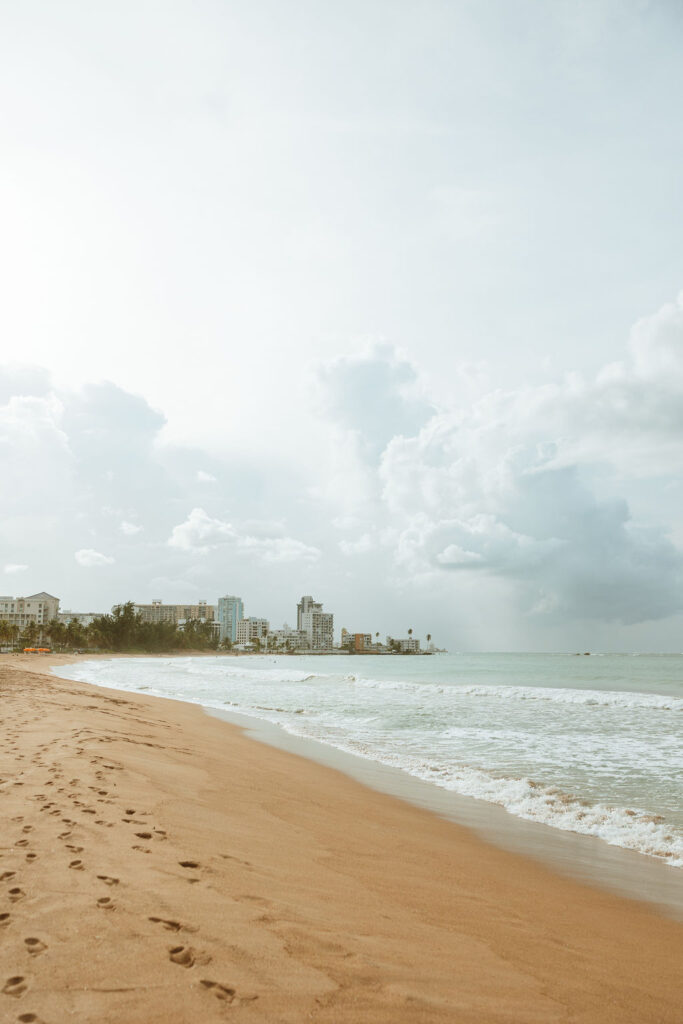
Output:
[
  {"xmin": 167, "ymin": 508, "xmax": 320, "ymax": 564},
  {"xmin": 369, "ymin": 297, "xmax": 683, "ymax": 623},
  {"xmin": 167, "ymin": 508, "xmax": 236, "ymax": 553},
  {"xmin": 4, "ymin": 563, "xmax": 28, "ymax": 574},
  {"xmin": 75, "ymin": 549, "xmax": 115, "ymax": 567},
  {"xmin": 120, "ymin": 520, "xmax": 143, "ymax": 536}
]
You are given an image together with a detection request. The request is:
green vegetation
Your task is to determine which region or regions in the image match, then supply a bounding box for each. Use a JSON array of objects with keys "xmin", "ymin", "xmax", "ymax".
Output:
[{"xmin": 0, "ymin": 602, "xmax": 220, "ymax": 653}]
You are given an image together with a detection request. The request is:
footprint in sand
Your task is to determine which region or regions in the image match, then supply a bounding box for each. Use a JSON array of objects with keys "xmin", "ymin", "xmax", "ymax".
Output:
[
  {"xmin": 17, "ymin": 1013, "xmax": 46, "ymax": 1023},
  {"xmin": 149, "ymin": 916, "xmax": 183, "ymax": 932},
  {"xmin": 178, "ymin": 860, "xmax": 200, "ymax": 869},
  {"xmin": 134, "ymin": 832, "xmax": 152, "ymax": 840},
  {"xmin": 24, "ymin": 938, "xmax": 47, "ymax": 956},
  {"xmin": 97, "ymin": 875, "xmax": 119, "ymax": 886},
  {"xmin": 199, "ymin": 980, "xmax": 257, "ymax": 1005},
  {"xmin": 25, "ymin": 854, "xmax": 37, "ymax": 863},
  {"xmin": 2, "ymin": 975, "xmax": 28, "ymax": 997},
  {"xmin": 15, "ymin": 840, "xmax": 29, "ymax": 848},
  {"xmin": 1, "ymin": 871, "xmax": 16, "ymax": 882},
  {"xmin": 96, "ymin": 897, "xmax": 114, "ymax": 910},
  {"xmin": 0, "ymin": 913, "xmax": 10, "ymax": 926},
  {"xmin": 168, "ymin": 946, "xmax": 195, "ymax": 968},
  {"xmin": 68, "ymin": 860, "xmax": 84, "ymax": 870}
]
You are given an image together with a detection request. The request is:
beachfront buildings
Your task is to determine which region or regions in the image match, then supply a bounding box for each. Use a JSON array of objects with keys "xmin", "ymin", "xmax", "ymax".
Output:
[
  {"xmin": 131, "ymin": 600, "xmax": 216, "ymax": 625},
  {"xmin": 341, "ymin": 630, "xmax": 375, "ymax": 652},
  {"xmin": 58, "ymin": 610, "xmax": 101, "ymax": 627},
  {"xmin": 265, "ymin": 624, "xmax": 309, "ymax": 651},
  {"xmin": 216, "ymin": 595, "xmax": 244, "ymax": 643},
  {"xmin": 0, "ymin": 592, "xmax": 60, "ymax": 629},
  {"xmin": 236, "ymin": 617, "xmax": 269, "ymax": 645},
  {"xmin": 387, "ymin": 635, "xmax": 421, "ymax": 653},
  {"xmin": 297, "ymin": 595, "xmax": 334, "ymax": 650}
]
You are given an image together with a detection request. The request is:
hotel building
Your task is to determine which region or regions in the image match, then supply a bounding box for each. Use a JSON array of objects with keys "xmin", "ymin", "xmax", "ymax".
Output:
[
  {"xmin": 0, "ymin": 592, "xmax": 60, "ymax": 629},
  {"xmin": 130, "ymin": 600, "xmax": 216, "ymax": 625}
]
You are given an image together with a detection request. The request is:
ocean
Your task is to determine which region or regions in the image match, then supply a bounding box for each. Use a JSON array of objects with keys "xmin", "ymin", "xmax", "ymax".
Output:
[{"xmin": 53, "ymin": 652, "xmax": 683, "ymax": 870}]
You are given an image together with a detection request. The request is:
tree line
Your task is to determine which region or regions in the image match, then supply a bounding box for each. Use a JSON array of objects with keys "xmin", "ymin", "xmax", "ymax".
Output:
[{"xmin": 0, "ymin": 602, "xmax": 224, "ymax": 653}]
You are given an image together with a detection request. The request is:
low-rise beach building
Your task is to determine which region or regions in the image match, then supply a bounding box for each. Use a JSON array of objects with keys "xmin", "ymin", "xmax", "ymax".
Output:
[
  {"xmin": 265, "ymin": 624, "xmax": 309, "ymax": 651},
  {"xmin": 387, "ymin": 635, "xmax": 421, "ymax": 653},
  {"xmin": 58, "ymin": 610, "xmax": 101, "ymax": 627},
  {"xmin": 341, "ymin": 629, "xmax": 373, "ymax": 652}
]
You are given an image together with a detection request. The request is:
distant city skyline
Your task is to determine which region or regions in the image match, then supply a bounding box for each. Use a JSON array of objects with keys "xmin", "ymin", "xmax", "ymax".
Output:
[{"xmin": 2, "ymin": 2, "xmax": 683, "ymax": 651}]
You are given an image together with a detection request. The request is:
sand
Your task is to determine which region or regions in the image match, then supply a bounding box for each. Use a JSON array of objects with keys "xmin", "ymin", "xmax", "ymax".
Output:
[{"xmin": 1, "ymin": 654, "xmax": 682, "ymax": 1023}]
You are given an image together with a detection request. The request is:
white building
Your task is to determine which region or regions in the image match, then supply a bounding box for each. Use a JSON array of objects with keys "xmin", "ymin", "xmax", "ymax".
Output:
[
  {"xmin": 297, "ymin": 595, "xmax": 334, "ymax": 650},
  {"xmin": 216, "ymin": 595, "xmax": 244, "ymax": 643},
  {"xmin": 58, "ymin": 610, "xmax": 101, "ymax": 627},
  {"xmin": 236, "ymin": 617, "xmax": 270, "ymax": 646},
  {"xmin": 386, "ymin": 635, "xmax": 421, "ymax": 653},
  {"xmin": 130, "ymin": 600, "xmax": 215, "ymax": 624},
  {"xmin": 265, "ymin": 623, "xmax": 309, "ymax": 651},
  {"xmin": 0, "ymin": 592, "xmax": 60, "ymax": 630}
]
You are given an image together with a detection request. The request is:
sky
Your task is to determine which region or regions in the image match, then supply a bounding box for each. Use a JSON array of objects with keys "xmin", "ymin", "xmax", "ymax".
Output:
[{"xmin": 2, "ymin": 0, "xmax": 683, "ymax": 650}]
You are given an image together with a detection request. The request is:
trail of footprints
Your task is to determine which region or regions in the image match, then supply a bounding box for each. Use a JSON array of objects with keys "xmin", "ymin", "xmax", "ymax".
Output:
[{"xmin": 1, "ymin": 721, "xmax": 256, "ymax": 1016}]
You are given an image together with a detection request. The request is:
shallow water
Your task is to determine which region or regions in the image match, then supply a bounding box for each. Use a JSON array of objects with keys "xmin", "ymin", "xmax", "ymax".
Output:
[{"xmin": 53, "ymin": 652, "xmax": 683, "ymax": 868}]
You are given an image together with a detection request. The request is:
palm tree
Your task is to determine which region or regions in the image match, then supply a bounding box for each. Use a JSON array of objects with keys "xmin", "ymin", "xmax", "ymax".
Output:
[{"xmin": 408, "ymin": 628, "xmax": 413, "ymax": 638}]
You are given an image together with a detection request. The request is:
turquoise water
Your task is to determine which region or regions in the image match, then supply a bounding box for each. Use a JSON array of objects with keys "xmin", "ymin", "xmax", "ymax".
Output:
[{"xmin": 53, "ymin": 652, "xmax": 683, "ymax": 867}]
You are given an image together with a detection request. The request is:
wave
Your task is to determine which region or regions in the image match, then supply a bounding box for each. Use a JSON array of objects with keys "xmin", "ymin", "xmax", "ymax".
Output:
[
  {"xmin": 259, "ymin": 722, "xmax": 683, "ymax": 867},
  {"xmin": 348, "ymin": 676, "xmax": 683, "ymax": 711}
]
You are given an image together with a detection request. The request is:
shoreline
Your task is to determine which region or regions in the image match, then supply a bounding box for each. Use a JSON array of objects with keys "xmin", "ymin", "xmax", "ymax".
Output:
[
  {"xmin": 50, "ymin": 652, "xmax": 683, "ymax": 918},
  {"xmin": 2, "ymin": 654, "xmax": 683, "ymax": 1021}
]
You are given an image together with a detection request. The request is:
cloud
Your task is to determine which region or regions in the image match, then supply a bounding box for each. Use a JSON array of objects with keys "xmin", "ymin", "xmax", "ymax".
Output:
[
  {"xmin": 375, "ymin": 296, "xmax": 683, "ymax": 625},
  {"xmin": 318, "ymin": 343, "xmax": 435, "ymax": 457},
  {"xmin": 75, "ymin": 549, "xmax": 115, "ymax": 567},
  {"xmin": 4, "ymin": 563, "xmax": 28, "ymax": 574},
  {"xmin": 167, "ymin": 508, "xmax": 320, "ymax": 563},
  {"xmin": 167, "ymin": 508, "xmax": 236, "ymax": 553},
  {"xmin": 120, "ymin": 520, "xmax": 143, "ymax": 535},
  {"xmin": 196, "ymin": 470, "xmax": 216, "ymax": 482},
  {"xmin": 339, "ymin": 533, "xmax": 374, "ymax": 556},
  {"xmin": 238, "ymin": 536, "xmax": 320, "ymax": 564}
]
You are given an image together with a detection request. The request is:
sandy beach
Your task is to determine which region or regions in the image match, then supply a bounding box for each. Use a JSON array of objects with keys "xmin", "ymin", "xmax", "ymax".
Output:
[{"xmin": 1, "ymin": 654, "xmax": 683, "ymax": 1023}]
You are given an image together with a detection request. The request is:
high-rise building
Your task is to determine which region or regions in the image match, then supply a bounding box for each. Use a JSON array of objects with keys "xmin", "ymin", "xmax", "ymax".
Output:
[
  {"xmin": 216, "ymin": 595, "xmax": 244, "ymax": 642},
  {"xmin": 297, "ymin": 595, "xmax": 334, "ymax": 650}
]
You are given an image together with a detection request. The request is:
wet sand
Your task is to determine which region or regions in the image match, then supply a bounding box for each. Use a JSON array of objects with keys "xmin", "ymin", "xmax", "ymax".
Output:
[{"xmin": 1, "ymin": 653, "xmax": 683, "ymax": 1023}]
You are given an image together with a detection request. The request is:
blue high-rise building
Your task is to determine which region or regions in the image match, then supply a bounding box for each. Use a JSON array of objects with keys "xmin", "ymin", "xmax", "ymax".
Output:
[{"xmin": 217, "ymin": 595, "xmax": 244, "ymax": 643}]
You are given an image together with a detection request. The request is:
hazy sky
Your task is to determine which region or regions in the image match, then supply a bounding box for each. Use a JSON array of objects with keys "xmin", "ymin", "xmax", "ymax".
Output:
[{"xmin": 2, "ymin": 0, "xmax": 683, "ymax": 650}]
